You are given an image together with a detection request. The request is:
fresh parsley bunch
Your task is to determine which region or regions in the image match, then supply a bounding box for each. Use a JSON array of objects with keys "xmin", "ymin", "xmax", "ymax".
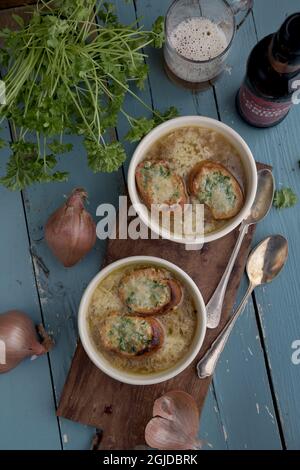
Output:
[{"xmin": 0, "ymin": 0, "xmax": 177, "ymax": 190}]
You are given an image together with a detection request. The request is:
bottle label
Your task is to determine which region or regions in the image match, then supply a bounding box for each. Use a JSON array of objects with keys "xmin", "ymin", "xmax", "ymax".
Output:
[{"xmin": 238, "ymin": 83, "xmax": 293, "ymax": 126}]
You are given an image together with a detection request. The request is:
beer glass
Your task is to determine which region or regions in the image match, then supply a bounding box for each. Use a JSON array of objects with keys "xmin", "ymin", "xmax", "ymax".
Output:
[{"xmin": 164, "ymin": 0, "xmax": 253, "ymax": 90}]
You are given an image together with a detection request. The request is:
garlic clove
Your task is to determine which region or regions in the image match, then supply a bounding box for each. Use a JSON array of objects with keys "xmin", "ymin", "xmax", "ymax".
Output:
[
  {"xmin": 153, "ymin": 390, "xmax": 199, "ymax": 434},
  {"xmin": 145, "ymin": 390, "xmax": 202, "ymax": 450},
  {"xmin": 145, "ymin": 416, "xmax": 202, "ymax": 450}
]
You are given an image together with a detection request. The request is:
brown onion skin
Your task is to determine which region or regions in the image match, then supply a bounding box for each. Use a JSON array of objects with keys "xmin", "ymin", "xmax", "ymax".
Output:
[
  {"xmin": 45, "ymin": 188, "xmax": 96, "ymax": 267},
  {"xmin": 0, "ymin": 310, "xmax": 46, "ymax": 374}
]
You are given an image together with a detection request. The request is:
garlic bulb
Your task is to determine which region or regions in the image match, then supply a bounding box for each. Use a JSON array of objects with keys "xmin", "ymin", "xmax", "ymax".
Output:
[
  {"xmin": 0, "ymin": 310, "xmax": 52, "ymax": 374},
  {"xmin": 45, "ymin": 188, "xmax": 96, "ymax": 267},
  {"xmin": 145, "ymin": 390, "xmax": 203, "ymax": 450}
]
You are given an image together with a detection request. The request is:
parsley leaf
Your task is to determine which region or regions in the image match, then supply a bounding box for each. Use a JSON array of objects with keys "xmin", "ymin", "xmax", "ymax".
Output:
[
  {"xmin": 86, "ymin": 139, "xmax": 126, "ymax": 173},
  {"xmin": 153, "ymin": 106, "xmax": 179, "ymax": 125},
  {"xmin": 125, "ymin": 117, "xmax": 155, "ymax": 142},
  {"xmin": 48, "ymin": 140, "xmax": 73, "ymax": 154},
  {"xmin": 126, "ymin": 107, "xmax": 179, "ymax": 143},
  {"xmin": 151, "ymin": 16, "xmax": 165, "ymax": 48},
  {"xmin": 273, "ymin": 188, "xmax": 298, "ymax": 209},
  {"xmin": 0, "ymin": 141, "xmax": 68, "ymax": 191},
  {"xmin": 97, "ymin": 2, "xmax": 118, "ymax": 25}
]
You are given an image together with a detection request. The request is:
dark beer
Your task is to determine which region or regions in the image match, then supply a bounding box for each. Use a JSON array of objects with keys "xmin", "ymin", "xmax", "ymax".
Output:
[{"xmin": 237, "ymin": 13, "xmax": 300, "ymax": 128}]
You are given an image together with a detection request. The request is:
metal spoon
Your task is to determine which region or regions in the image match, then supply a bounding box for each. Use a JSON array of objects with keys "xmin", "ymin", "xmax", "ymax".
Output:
[
  {"xmin": 197, "ymin": 235, "xmax": 288, "ymax": 378},
  {"xmin": 207, "ymin": 169, "xmax": 275, "ymax": 329}
]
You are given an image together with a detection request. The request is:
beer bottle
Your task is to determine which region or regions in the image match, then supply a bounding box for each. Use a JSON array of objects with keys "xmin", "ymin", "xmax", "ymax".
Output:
[{"xmin": 236, "ymin": 13, "xmax": 300, "ymax": 128}]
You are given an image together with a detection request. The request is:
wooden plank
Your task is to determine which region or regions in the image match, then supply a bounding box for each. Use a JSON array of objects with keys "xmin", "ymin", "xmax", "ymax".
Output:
[
  {"xmin": 111, "ymin": 0, "xmax": 154, "ymax": 177},
  {"xmin": 22, "ymin": 139, "xmax": 123, "ymax": 449},
  {"xmin": 112, "ymin": 1, "xmax": 226, "ymax": 449},
  {"xmin": 134, "ymin": 0, "xmax": 282, "ymax": 450},
  {"xmin": 0, "ymin": 3, "xmax": 124, "ymax": 449},
  {"xmin": 248, "ymin": 0, "xmax": 300, "ymax": 450},
  {"xmin": 24, "ymin": 152, "xmax": 124, "ymax": 453},
  {"xmin": 200, "ymin": 385, "xmax": 228, "ymax": 450},
  {"xmin": 110, "ymin": 0, "xmax": 227, "ymax": 448},
  {"xmin": 0, "ymin": 122, "xmax": 62, "ymax": 450},
  {"xmin": 210, "ymin": 7, "xmax": 283, "ymax": 450},
  {"xmin": 213, "ymin": 278, "xmax": 282, "ymax": 449}
]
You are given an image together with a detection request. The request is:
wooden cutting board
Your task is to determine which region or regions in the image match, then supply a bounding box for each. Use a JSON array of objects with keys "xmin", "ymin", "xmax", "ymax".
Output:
[{"xmin": 57, "ymin": 163, "xmax": 270, "ymax": 450}]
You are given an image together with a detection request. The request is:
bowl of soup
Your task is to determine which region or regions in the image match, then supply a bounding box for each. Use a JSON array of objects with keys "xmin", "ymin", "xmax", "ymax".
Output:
[
  {"xmin": 78, "ymin": 256, "xmax": 207, "ymax": 385},
  {"xmin": 128, "ymin": 116, "xmax": 258, "ymax": 244}
]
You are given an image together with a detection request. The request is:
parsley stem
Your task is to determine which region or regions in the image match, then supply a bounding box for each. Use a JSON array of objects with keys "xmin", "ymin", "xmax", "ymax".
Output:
[{"xmin": 104, "ymin": 70, "xmax": 161, "ymax": 119}]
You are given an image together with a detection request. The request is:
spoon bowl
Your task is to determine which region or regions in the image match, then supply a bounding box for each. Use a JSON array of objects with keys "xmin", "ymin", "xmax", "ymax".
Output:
[
  {"xmin": 247, "ymin": 234, "xmax": 289, "ymax": 287},
  {"xmin": 246, "ymin": 169, "xmax": 275, "ymax": 224}
]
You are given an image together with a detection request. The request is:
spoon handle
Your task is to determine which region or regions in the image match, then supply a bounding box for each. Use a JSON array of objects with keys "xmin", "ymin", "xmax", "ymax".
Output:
[
  {"xmin": 197, "ymin": 283, "xmax": 254, "ymax": 379},
  {"xmin": 206, "ymin": 221, "xmax": 249, "ymax": 329}
]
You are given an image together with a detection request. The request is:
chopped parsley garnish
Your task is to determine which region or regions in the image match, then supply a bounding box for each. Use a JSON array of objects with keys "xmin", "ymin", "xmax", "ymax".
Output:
[
  {"xmin": 141, "ymin": 166, "xmax": 152, "ymax": 188},
  {"xmin": 126, "ymin": 292, "xmax": 136, "ymax": 305},
  {"xmin": 199, "ymin": 172, "xmax": 236, "ymax": 206},
  {"xmin": 111, "ymin": 317, "xmax": 151, "ymax": 353},
  {"xmin": 119, "ymin": 336, "xmax": 127, "ymax": 352},
  {"xmin": 159, "ymin": 165, "xmax": 171, "ymax": 178},
  {"xmin": 273, "ymin": 188, "xmax": 298, "ymax": 209}
]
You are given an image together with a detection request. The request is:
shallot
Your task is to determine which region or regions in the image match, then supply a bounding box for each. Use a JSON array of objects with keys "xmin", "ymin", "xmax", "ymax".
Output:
[
  {"xmin": 45, "ymin": 188, "xmax": 96, "ymax": 267},
  {"xmin": 0, "ymin": 310, "xmax": 53, "ymax": 374}
]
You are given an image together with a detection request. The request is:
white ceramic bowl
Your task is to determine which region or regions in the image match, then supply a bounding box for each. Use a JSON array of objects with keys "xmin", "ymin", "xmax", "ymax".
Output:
[
  {"xmin": 128, "ymin": 116, "xmax": 258, "ymax": 244},
  {"xmin": 78, "ymin": 256, "xmax": 207, "ymax": 385}
]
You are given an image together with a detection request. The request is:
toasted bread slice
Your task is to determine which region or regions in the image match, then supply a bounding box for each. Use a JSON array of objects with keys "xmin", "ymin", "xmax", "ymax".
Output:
[
  {"xmin": 188, "ymin": 161, "xmax": 244, "ymax": 220},
  {"xmin": 99, "ymin": 312, "xmax": 164, "ymax": 358},
  {"xmin": 119, "ymin": 268, "xmax": 183, "ymax": 315},
  {"xmin": 167, "ymin": 279, "xmax": 184, "ymax": 311},
  {"xmin": 136, "ymin": 160, "xmax": 188, "ymax": 210}
]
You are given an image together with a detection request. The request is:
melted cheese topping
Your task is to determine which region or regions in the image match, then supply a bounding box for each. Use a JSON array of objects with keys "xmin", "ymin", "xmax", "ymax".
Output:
[
  {"xmin": 197, "ymin": 172, "xmax": 237, "ymax": 215},
  {"xmin": 88, "ymin": 264, "xmax": 197, "ymax": 375},
  {"xmin": 152, "ymin": 176, "xmax": 180, "ymax": 205},
  {"xmin": 100, "ymin": 315, "xmax": 153, "ymax": 355},
  {"xmin": 120, "ymin": 268, "xmax": 170, "ymax": 312},
  {"xmin": 140, "ymin": 161, "xmax": 183, "ymax": 205}
]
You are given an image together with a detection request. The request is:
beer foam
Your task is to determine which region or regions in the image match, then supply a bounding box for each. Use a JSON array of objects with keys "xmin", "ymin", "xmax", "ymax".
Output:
[{"xmin": 170, "ymin": 17, "xmax": 228, "ymax": 61}]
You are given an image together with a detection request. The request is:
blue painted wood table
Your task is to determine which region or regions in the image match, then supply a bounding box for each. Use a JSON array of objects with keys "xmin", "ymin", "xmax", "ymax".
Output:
[{"xmin": 0, "ymin": 0, "xmax": 299, "ymax": 450}]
